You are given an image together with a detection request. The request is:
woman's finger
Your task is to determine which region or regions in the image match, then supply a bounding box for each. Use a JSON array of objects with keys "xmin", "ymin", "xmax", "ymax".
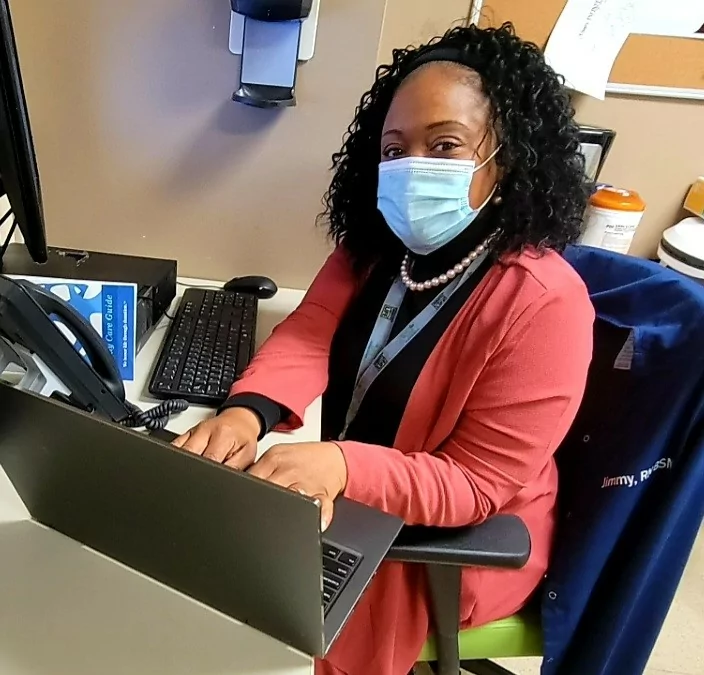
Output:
[
  {"xmin": 177, "ymin": 427, "xmax": 212, "ymax": 455},
  {"xmin": 223, "ymin": 443, "xmax": 255, "ymax": 471},
  {"xmin": 247, "ymin": 452, "xmax": 279, "ymax": 480},
  {"xmin": 288, "ymin": 484, "xmax": 334, "ymax": 532},
  {"xmin": 287, "ymin": 482, "xmax": 310, "ymax": 497},
  {"xmin": 263, "ymin": 467, "xmax": 296, "ymax": 488},
  {"xmin": 202, "ymin": 427, "xmax": 238, "ymax": 463},
  {"xmin": 171, "ymin": 430, "xmax": 191, "ymax": 449},
  {"xmin": 314, "ymin": 494, "xmax": 335, "ymax": 532}
]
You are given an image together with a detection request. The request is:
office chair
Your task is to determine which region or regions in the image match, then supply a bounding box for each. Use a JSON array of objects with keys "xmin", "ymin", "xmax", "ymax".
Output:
[
  {"xmin": 385, "ymin": 246, "xmax": 704, "ymax": 675},
  {"xmin": 388, "ymin": 518, "xmax": 538, "ymax": 675}
]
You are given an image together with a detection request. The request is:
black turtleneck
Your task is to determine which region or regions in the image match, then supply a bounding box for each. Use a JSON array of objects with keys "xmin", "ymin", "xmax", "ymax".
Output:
[{"xmin": 221, "ymin": 212, "xmax": 496, "ymax": 446}]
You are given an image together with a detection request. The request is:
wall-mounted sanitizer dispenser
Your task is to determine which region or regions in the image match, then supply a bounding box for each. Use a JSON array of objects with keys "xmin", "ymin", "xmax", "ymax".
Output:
[{"xmin": 229, "ymin": 0, "xmax": 321, "ymax": 108}]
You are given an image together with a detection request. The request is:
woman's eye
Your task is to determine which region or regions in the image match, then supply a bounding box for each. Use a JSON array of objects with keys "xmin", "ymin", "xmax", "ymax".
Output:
[
  {"xmin": 433, "ymin": 140, "xmax": 460, "ymax": 153},
  {"xmin": 382, "ymin": 147, "xmax": 404, "ymax": 159}
]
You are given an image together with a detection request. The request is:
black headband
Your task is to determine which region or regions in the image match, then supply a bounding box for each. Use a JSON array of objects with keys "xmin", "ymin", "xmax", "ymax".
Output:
[{"xmin": 400, "ymin": 45, "xmax": 470, "ymax": 80}]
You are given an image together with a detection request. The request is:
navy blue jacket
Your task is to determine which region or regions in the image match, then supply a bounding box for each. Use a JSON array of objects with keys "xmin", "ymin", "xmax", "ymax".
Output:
[{"xmin": 541, "ymin": 246, "xmax": 704, "ymax": 675}]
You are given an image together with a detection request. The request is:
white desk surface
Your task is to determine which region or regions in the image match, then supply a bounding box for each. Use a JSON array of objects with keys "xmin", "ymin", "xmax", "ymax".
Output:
[{"xmin": 0, "ymin": 277, "xmax": 318, "ymax": 675}]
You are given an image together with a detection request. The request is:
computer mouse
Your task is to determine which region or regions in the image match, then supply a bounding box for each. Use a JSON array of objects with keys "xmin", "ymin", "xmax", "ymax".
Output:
[{"xmin": 223, "ymin": 275, "xmax": 278, "ymax": 300}]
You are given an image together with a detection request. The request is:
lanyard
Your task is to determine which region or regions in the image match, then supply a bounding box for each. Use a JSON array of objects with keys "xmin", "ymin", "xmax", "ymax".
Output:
[{"xmin": 338, "ymin": 250, "xmax": 488, "ymax": 440}]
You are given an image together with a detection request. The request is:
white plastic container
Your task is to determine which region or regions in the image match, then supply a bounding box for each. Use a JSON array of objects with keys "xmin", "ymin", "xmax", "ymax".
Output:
[
  {"xmin": 579, "ymin": 187, "xmax": 646, "ymax": 254},
  {"xmin": 657, "ymin": 217, "xmax": 704, "ymax": 283}
]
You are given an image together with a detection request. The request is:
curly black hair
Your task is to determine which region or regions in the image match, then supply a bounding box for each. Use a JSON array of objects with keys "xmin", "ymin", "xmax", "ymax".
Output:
[{"xmin": 320, "ymin": 22, "xmax": 588, "ymax": 273}]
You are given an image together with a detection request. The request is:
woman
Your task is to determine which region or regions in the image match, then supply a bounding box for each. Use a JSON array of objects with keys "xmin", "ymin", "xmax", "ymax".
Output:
[{"xmin": 174, "ymin": 23, "xmax": 594, "ymax": 675}]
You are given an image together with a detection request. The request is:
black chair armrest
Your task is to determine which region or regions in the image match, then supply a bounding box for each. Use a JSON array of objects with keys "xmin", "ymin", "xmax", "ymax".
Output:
[
  {"xmin": 386, "ymin": 514, "xmax": 531, "ymax": 569},
  {"xmin": 386, "ymin": 516, "xmax": 531, "ymax": 675}
]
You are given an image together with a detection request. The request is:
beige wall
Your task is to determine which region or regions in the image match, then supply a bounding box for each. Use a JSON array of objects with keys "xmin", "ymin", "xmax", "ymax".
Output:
[
  {"xmin": 11, "ymin": 0, "xmax": 386, "ymax": 288},
  {"xmin": 377, "ymin": 0, "xmax": 471, "ymax": 62},
  {"xmin": 11, "ymin": 1, "xmax": 702, "ymax": 289},
  {"xmin": 573, "ymin": 94, "xmax": 703, "ymax": 258}
]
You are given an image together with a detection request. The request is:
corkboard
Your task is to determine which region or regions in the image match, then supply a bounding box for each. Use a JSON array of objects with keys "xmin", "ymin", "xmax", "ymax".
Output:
[{"xmin": 479, "ymin": 0, "xmax": 704, "ymax": 91}]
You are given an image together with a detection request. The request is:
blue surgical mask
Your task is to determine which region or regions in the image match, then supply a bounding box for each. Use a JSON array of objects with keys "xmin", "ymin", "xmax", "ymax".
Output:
[{"xmin": 377, "ymin": 149, "xmax": 500, "ymax": 255}]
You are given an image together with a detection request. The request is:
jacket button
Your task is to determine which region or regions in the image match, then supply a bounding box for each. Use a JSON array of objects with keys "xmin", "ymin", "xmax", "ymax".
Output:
[
  {"xmin": 583, "ymin": 434, "xmax": 590, "ymax": 443},
  {"xmin": 548, "ymin": 591, "xmax": 558, "ymax": 600}
]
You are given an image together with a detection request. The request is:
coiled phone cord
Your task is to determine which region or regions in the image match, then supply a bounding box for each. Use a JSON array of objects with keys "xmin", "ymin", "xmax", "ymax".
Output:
[{"xmin": 123, "ymin": 399, "xmax": 190, "ymax": 432}]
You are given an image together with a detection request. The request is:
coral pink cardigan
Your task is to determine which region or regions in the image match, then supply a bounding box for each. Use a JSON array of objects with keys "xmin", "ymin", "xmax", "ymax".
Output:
[{"xmin": 231, "ymin": 246, "xmax": 593, "ymax": 627}]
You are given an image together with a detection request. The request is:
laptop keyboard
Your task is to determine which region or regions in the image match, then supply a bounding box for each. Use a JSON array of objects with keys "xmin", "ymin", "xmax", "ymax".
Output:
[{"xmin": 322, "ymin": 541, "xmax": 363, "ymax": 613}]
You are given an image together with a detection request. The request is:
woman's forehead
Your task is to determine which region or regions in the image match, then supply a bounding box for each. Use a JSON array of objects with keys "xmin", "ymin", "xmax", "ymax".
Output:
[{"xmin": 383, "ymin": 63, "xmax": 490, "ymax": 133}]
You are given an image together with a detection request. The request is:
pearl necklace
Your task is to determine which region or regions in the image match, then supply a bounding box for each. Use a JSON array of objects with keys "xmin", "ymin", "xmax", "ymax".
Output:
[{"xmin": 400, "ymin": 230, "xmax": 500, "ymax": 292}]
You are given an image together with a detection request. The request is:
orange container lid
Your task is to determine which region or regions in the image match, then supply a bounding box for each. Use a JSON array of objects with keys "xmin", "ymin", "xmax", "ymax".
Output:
[{"xmin": 589, "ymin": 186, "xmax": 646, "ymax": 212}]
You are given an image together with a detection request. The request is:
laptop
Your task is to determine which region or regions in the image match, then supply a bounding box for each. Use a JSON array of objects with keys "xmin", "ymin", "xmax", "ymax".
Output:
[{"xmin": 0, "ymin": 383, "xmax": 403, "ymax": 656}]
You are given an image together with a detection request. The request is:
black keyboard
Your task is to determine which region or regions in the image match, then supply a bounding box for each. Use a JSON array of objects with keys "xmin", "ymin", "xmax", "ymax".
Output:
[
  {"xmin": 148, "ymin": 288, "xmax": 258, "ymax": 406},
  {"xmin": 322, "ymin": 541, "xmax": 362, "ymax": 613}
]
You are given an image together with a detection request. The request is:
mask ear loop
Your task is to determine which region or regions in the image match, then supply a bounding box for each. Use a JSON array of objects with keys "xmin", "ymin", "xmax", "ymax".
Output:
[
  {"xmin": 475, "ymin": 183, "xmax": 498, "ymax": 211},
  {"xmin": 474, "ymin": 143, "xmax": 502, "ymax": 171},
  {"xmin": 472, "ymin": 144, "xmax": 502, "ymax": 210}
]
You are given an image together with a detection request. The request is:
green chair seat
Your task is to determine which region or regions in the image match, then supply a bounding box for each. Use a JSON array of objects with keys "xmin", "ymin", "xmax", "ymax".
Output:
[{"xmin": 418, "ymin": 611, "xmax": 543, "ymax": 663}]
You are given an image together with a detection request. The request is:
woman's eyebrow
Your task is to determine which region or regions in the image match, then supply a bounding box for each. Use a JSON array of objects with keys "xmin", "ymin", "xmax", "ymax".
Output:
[
  {"xmin": 381, "ymin": 120, "xmax": 477, "ymax": 139},
  {"xmin": 425, "ymin": 120, "xmax": 473, "ymax": 132},
  {"xmin": 381, "ymin": 128, "xmax": 403, "ymax": 139}
]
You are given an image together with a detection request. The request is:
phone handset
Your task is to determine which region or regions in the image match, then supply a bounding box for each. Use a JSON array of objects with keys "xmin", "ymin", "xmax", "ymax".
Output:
[{"xmin": 16, "ymin": 281, "xmax": 126, "ymax": 401}]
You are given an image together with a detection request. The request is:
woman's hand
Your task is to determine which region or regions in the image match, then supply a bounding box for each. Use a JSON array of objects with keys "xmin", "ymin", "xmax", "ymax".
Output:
[
  {"xmin": 172, "ymin": 407, "xmax": 261, "ymax": 470},
  {"xmin": 248, "ymin": 442, "xmax": 347, "ymax": 531}
]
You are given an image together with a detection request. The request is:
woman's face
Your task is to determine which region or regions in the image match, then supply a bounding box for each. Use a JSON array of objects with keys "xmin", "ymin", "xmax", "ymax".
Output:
[{"xmin": 380, "ymin": 63, "xmax": 500, "ymax": 210}]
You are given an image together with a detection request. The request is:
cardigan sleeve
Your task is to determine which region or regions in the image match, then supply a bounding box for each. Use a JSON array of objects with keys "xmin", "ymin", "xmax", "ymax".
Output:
[
  {"xmin": 218, "ymin": 393, "xmax": 285, "ymax": 439},
  {"xmin": 228, "ymin": 246, "xmax": 358, "ymax": 430},
  {"xmin": 337, "ymin": 283, "xmax": 594, "ymax": 527}
]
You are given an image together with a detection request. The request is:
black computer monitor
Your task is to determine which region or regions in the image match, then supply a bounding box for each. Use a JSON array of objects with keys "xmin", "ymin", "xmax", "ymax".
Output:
[{"xmin": 0, "ymin": 0, "xmax": 47, "ymax": 264}]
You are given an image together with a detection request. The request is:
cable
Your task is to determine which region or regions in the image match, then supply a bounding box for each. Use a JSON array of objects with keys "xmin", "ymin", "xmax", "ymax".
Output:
[
  {"xmin": 164, "ymin": 281, "xmax": 225, "ymax": 321},
  {"xmin": 122, "ymin": 398, "xmax": 190, "ymax": 432},
  {"xmin": 0, "ymin": 214, "xmax": 17, "ymax": 260},
  {"xmin": 0, "ymin": 208, "xmax": 12, "ymax": 229},
  {"xmin": 177, "ymin": 281, "xmax": 223, "ymax": 292},
  {"xmin": 123, "ymin": 284, "xmax": 221, "ymax": 422}
]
